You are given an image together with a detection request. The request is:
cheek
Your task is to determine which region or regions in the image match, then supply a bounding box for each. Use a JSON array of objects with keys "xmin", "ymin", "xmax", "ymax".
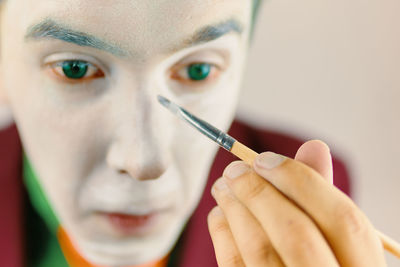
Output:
[
  {"xmin": 170, "ymin": 51, "xmax": 246, "ymax": 195},
  {"xmin": 171, "ymin": 82, "xmax": 243, "ymax": 206},
  {"xmin": 4, "ymin": 62, "xmax": 110, "ymax": 185},
  {"xmin": 189, "ymin": 47, "xmax": 246, "ymax": 127},
  {"xmin": 174, "ymin": 133, "xmax": 218, "ymax": 210}
]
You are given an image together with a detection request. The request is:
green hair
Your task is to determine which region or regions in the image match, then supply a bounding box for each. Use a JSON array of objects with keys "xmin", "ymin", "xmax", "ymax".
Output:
[
  {"xmin": 252, "ymin": 0, "xmax": 263, "ymax": 24},
  {"xmin": 251, "ymin": 0, "xmax": 263, "ymax": 37}
]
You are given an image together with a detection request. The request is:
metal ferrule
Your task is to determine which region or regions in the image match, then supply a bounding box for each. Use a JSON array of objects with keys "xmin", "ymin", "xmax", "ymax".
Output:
[{"xmin": 179, "ymin": 107, "xmax": 236, "ymax": 151}]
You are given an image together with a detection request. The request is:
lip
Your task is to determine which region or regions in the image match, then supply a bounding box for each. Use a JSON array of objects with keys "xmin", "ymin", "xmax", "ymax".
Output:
[{"xmin": 102, "ymin": 212, "xmax": 161, "ymax": 235}]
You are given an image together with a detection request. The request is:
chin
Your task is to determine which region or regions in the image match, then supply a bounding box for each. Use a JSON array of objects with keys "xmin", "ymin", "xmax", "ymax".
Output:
[
  {"xmin": 66, "ymin": 204, "xmax": 191, "ymax": 266},
  {"xmin": 80, "ymin": 241, "xmax": 170, "ymax": 266}
]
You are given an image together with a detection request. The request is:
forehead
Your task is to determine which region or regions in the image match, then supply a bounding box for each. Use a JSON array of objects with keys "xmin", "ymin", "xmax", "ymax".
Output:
[{"xmin": 7, "ymin": 0, "xmax": 251, "ymax": 56}]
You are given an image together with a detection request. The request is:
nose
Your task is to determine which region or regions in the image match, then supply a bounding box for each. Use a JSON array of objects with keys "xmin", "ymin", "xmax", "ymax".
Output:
[
  {"xmin": 109, "ymin": 145, "xmax": 167, "ymax": 180},
  {"xmin": 106, "ymin": 91, "xmax": 171, "ymax": 181},
  {"xmin": 117, "ymin": 165, "xmax": 165, "ymax": 181}
]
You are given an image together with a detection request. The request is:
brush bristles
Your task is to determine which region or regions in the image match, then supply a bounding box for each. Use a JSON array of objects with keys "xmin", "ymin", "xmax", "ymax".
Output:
[{"xmin": 157, "ymin": 95, "xmax": 180, "ymax": 115}]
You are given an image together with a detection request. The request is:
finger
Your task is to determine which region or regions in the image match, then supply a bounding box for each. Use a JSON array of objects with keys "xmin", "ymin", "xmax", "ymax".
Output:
[
  {"xmin": 253, "ymin": 153, "xmax": 385, "ymax": 267},
  {"xmin": 211, "ymin": 175, "xmax": 284, "ymax": 267},
  {"xmin": 223, "ymin": 161, "xmax": 339, "ymax": 267},
  {"xmin": 208, "ymin": 206, "xmax": 246, "ymax": 267},
  {"xmin": 294, "ymin": 140, "xmax": 333, "ymax": 183}
]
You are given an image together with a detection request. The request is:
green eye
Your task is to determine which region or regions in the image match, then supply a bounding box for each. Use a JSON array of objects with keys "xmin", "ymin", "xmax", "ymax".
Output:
[
  {"xmin": 187, "ymin": 63, "xmax": 211, "ymax": 81},
  {"xmin": 61, "ymin": 60, "xmax": 89, "ymax": 79}
]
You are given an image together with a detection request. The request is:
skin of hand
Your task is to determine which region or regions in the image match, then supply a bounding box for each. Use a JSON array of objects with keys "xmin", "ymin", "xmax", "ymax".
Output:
[{"xmin": 208, "ymin": 140, "xmax": 386, "ymax": 267}]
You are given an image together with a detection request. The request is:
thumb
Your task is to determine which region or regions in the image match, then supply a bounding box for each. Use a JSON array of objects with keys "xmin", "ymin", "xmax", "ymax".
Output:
[{"xmin": 294, "ymin": 140, "xmax": 333, "ymax": 184}]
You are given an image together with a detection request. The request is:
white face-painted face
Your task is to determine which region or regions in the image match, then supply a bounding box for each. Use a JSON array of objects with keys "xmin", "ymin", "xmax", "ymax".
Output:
[{"xmin": 0, "ymin": 0, "xmax": 252, "ymax": 265}]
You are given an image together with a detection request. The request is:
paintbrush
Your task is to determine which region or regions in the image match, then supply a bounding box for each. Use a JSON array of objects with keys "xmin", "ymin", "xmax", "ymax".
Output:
[{"xmin": 157, "ymin": 95, "xmax": 400, "ymax": 259}]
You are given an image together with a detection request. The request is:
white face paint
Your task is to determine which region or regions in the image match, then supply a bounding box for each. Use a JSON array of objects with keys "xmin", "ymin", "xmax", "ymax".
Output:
[{"xmin": 0, "ymin": 0, "xmax": 252, "ymax": 265}]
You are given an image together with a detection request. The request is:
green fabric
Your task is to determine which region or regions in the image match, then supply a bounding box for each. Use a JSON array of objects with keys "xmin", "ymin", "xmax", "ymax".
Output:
[
  {"xmin": 23, "ymin": 155, "xmax": 69, "ymax": 267},
  {"xmin": 34, "ymin": 235, "xmax": 69, "ymax": 267}
]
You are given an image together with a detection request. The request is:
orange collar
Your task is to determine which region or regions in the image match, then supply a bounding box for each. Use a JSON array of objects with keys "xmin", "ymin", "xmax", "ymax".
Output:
[{"xmin": 57, "ymin": 227, "xmax": 169, "ymax": 267}]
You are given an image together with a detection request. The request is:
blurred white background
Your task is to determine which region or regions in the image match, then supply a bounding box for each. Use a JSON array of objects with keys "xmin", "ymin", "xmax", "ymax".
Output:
[{"xmin": 239, "ymin": 0, "xmax": 400, "ymax": 265}]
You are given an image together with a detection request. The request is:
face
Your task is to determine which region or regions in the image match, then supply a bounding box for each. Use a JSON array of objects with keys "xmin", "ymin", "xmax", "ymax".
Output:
[{"xmin": 0, "ymin": 0, "xmax": 252, "ymax": 265}]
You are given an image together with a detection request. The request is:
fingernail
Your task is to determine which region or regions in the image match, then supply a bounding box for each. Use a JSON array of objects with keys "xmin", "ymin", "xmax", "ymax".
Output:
[
  {"xmin": 256, "ymin": 152, "xmax": 286, "ymax": 169},
  {"xmin": 214, "ymin": 178, "xmax": 228, "ymax": 191},
  {"xmin": 211, "ymin": 178, "xmax": 228, "ymax": 197},
  {"xmin": 209, "ymin": 206, "xmax": 224, "ymax": 217},
  {"xmin": 223, "ymin": 162, "xmax": 250, "ymax": 179}
]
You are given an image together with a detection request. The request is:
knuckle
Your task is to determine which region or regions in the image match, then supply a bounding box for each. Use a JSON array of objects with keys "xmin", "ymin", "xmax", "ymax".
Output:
[
  {"xmin": 281, "ymin": 220, "xmax": 319, "ymax": 256},
  {"xmin": 335, "ymin": 201, "xmax": 370, "ymax": 236},
  {"xmin": 219, "ymin": 254, "xmax": 245, "ymax": 267},
  {"xmin": 285, "ymin": 219, "xmax": 309, "ymax": 236},
  {"xmin": 239, "ymin": 174, "xmax": 267, "ymax": 203},
  {"xmin": 241, "ymin": 232, "xmax": 272, "ymax": 254},
  {"xmin": 207, "ymin": 214, "xmax": 228, "ymax": 235},
  {"xmin": 216, "ymin": 189, "xmax": 238, "ymax": 208},
  {"xmin": 248, "ymin": 240, "xmax": 277, "ymax": 263},
  {"xmin": 289, "ymin": 238, "xmax": 319, "ymax": 260},
  {"xmin": 286, "ymin": 236, "xmax": 319, "ymax": 260},
  {"xmin": 290, "ymin": 163, "xmax": 314, "ymax": 189}
]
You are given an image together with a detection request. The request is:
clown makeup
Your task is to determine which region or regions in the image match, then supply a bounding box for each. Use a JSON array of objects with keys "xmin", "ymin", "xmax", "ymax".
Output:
[{"xmin": 0, "ymin": 0, "xmax": 252, "ymax": 265}]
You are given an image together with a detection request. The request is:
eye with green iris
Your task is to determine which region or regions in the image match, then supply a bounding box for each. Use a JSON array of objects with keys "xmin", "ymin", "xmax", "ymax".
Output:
[
  {"xmin": 187, "ymin": 63, "xmax": 212, "ymax": 81},
  {"xmin": 61, "ymin": 60, "xmax": 89, "ymax": 79},
  {"xmin": 49, "ymin": 59, "xmax": 104, "ymax": 82}
]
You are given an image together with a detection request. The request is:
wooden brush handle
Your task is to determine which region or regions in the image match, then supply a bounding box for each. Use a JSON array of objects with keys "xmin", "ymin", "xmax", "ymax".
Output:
[
  {"xmin": 230, "ymin": 141, "xmax": 400, "ymax": 259},
  {"xmin": 230, "ymin": 141, "xmax": 258, "ymax": 165},
  {"xmin": 377, "ymin": 230, "xmax": 400, "ymax": 258}
]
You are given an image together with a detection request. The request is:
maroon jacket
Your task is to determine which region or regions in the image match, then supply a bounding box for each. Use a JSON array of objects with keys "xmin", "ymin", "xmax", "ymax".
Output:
[{"xmin": 0, "ymin": 120, "xmax": 351, "ymax": 267}]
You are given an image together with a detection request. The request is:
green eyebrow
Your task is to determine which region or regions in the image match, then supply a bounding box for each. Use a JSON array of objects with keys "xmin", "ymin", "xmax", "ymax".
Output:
[
  {"xmin": 172, "ymin": 18, "xmax": 244, "ymax": 52},
  {"xmin": 25, "ymin": 18, "xmax": 244, "ymax": 57},
  {"xmin": 25, "ymin": 19, "xmax": 128, "ymax": 57},
  {"xmin": 190, "ymin": 19, "xmax": 243, "ymax": 43}
]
